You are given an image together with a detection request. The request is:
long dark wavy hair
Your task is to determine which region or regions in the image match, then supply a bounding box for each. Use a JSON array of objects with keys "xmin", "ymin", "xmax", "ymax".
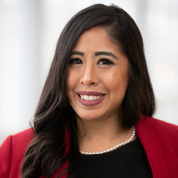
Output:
[{"xmin": 21, "ymin": 3, "xmax": 155, "ymax": 178}]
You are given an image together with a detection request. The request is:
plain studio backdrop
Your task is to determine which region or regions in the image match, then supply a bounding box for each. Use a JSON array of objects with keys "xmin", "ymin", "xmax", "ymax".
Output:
[{"xmin": 0, "ymin": 0, "xmax": 178, "ymax": 145}]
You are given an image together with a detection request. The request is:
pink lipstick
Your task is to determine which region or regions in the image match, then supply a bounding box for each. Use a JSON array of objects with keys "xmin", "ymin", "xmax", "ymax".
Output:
[{"xmin": 77, "ymin": 91, "xmax": 106, "ymax": 106}]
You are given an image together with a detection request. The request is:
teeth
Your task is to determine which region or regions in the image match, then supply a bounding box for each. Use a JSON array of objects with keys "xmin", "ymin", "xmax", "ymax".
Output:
[{"xmin": 80, "ymin": 95, "xmax": 103, "ymax": 101}]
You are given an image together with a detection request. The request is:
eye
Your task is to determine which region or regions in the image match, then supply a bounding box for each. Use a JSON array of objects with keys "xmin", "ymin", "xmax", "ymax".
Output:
[
  {"xmin": 97, "ymin": 58, "xmax": 114, "ymax": 65},
  {"xmin": 69, "ymin": 58, "xmax": 83, "ymax": 65}
]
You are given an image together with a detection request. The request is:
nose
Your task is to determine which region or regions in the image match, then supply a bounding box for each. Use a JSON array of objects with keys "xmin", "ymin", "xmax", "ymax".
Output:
[{"xmin": 80, "ymin": 63, "xmax": 99, "ymax": 86}]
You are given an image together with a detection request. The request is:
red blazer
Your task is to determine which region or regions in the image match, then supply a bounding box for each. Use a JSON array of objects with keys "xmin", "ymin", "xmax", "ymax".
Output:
[{"xmin": 0, "ymin": 116, "xmax": 178, "ymax": 178}]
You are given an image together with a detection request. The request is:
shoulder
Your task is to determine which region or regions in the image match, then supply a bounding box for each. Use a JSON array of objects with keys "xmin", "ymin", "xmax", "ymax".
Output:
[
  {"xmin": 136, "ymin": 116, "xmax": 178, "ymax": 152},
  {"xmin": 139, "ymin": 115, "xmax": 178, "ymax": 136},
  {"xmin": 136, "ymin": 116, "xmax": 178, "ymax": 177},
  {"xmin": 12, "ymin": 128, "xmax": 33, "ymax": 145},
  {"xmin": 1, "ymin": 128, "xmax": 34, "ymax": 151},
  {"xmin": 148, "ymin": 116, "xmax": 178, "ymax": 144},
  {"xmin": 1, "ymin": 128, "xmax": 34, "ymax": 160},
  {"xmin": 0, "ymin": 129, "xmax": 34, "ymax": 178}
]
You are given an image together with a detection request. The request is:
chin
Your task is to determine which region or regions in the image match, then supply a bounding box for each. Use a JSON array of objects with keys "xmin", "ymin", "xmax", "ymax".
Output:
[{"xmin": 76, "ymin": 113, "xmax": 102, "ymax": 121}]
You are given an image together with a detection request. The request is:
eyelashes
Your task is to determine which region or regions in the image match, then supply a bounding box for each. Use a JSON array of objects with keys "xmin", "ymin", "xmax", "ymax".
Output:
[
  {"xmin": 97, "ymin": 58, "xmax": 114, "ymax": 65},
  {"xmin": 68, "ymin": 58, "xmax": 82, "ymax": 64},
  {"xmin": 69, "ymin": 58, "xmax": 114, "ymax": 65}
]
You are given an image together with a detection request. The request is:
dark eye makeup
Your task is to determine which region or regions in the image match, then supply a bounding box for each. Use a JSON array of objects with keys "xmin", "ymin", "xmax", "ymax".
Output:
[
  {"xmin": 97, "ymin": 58, "xmax": 114, "ymax": 65},
  {"xmin": 69, "ymin": 58, "xmax": 114, "ymax": 65},
  {"xmin": 69, "ymin": 58, "xmax": 83, "ymax": 64}
]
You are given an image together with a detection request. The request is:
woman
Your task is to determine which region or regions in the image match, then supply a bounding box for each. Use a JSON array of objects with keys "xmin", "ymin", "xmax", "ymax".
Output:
[{"xmin": 0, "ymin": 4, "xmax": 178, "ymax": 178}]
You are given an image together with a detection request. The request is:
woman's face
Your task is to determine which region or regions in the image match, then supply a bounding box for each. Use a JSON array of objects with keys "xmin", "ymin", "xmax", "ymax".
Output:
[{"xmin": 66, "ymin": 27, "xmax": 129, "ymax": 122}]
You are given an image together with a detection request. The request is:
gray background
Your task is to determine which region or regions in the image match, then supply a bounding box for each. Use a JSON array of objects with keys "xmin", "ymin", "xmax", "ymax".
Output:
[{"xmin": 0, "ymin": 0, "xmax": 178, "ymax": 144}]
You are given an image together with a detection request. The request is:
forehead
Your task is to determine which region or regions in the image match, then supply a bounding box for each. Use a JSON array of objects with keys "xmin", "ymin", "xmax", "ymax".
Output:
[
  {"xmin": 72, "ymin": 26, "xmax": 124, "ymax": 55},
  {"xmin": 73, "ymin": 27, "xmax": 115, "ymax": 50}
]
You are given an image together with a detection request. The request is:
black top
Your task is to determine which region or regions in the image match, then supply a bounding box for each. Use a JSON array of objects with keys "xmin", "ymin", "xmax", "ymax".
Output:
[{"xmin": 76, "ymin": 137, "xmax": 153, "ymax": 178}]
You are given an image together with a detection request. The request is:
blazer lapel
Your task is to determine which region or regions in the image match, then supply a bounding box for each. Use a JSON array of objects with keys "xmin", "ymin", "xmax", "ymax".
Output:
[{"xmin": 136, "ymin": 117, "xmax": 170, "ymax": 178}]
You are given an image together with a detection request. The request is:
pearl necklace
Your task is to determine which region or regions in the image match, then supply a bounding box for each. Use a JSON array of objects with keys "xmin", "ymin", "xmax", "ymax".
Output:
[{"xmin": 79, "ymin": 126, "xmax": 135, "ymax": 155}]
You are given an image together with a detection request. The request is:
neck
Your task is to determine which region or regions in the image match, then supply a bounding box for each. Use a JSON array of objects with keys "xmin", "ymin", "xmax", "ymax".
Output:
[{"xmin": 76, "ymin": 114, "xmax": 134, "ymax": 153}]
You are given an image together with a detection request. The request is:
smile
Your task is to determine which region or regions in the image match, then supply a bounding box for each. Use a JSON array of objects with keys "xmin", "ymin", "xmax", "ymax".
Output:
[
  {"xmin": 79, "ymin": 95, "xmax": 103, "ymax": 101},
  {"xmin": 77, "ymin": 91, "xmax": 106, "ymax": 106}
]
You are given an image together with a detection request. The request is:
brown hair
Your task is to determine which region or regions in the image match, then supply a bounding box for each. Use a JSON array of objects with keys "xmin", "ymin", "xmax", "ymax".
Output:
[{"xmin": 22, "ymin": 4, "xmax": 155, "ymax": 178}]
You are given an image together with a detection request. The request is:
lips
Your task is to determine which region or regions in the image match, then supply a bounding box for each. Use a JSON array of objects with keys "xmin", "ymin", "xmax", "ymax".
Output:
[
  {"xmin": 77, "ymin": 91, "xmax": 106, "ymax": 106},
  {"xmin": 77, "ymin": 91, "xmax": 105, "ymax": 96}
]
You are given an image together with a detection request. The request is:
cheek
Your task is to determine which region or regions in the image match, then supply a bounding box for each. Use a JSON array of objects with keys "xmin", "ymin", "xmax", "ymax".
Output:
[
  {"xmin": 66, "ymin": 69, "xmax": 72, "ymax": 90},
  {"xmin": 102, "ymin": 70, "xmax": 129, "ymax": 93},
  {"xmin": 67, "ymin": 68, "xmax": 78, "ymax": 87},
  {"xmin": 66, "ymin": 68, "xmax": 81, "ymax": 104},
  {"xmin": 66, "ymin": 69, "xmax": 76, "ymax": 99}
]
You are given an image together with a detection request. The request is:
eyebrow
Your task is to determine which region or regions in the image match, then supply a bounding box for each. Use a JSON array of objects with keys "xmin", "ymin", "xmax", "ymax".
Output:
[
  {"xmin": 71, "ymin": 51, "xmax": 84, "ymax": 56},
  {"xmin": 95, "ymin": 51, "xmax": 118, "ymax": 60},
  {"xmin": 71, "ymin": 51, "xmax": 118, "ymax": 60}
]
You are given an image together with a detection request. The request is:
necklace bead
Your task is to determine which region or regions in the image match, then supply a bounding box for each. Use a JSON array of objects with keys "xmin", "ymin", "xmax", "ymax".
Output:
[{"xmin": 79, "ymin": 126, "xmax": 135, "ymax": 155}]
